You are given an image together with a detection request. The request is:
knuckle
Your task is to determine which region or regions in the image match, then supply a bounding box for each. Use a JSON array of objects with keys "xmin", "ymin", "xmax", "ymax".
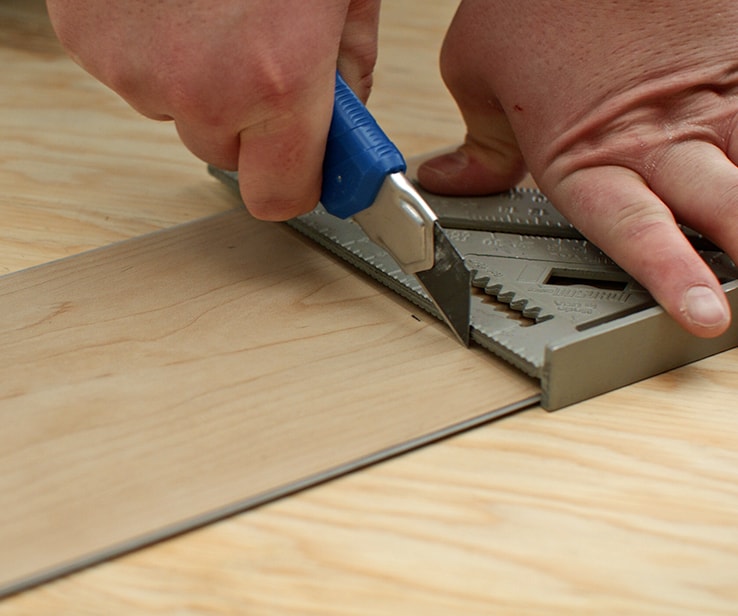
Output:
[
  {"xmin": 353, "ymin": 71, "xmax": 375, "ymax": 102},
  {"xmin": 607, "ymin": 200, "xmax": 676, "ymax": 245},
  {"xmin": 339, "ymin": 67, "xmax": 375, "ymax": 103},
  {"xmin": 153, "ymin": 63, "xmax": 225, "ymax": 125},
  {"xmin": 249, "ymin": 60, "xmax": 311, "ymax": 110},
  {"xmin": 158, "ymin": 55, "xmax": 309, "ymax": 127},
  {"xmin": 685, "ymin": 179, "xmax": 738, "ymax": 247}
]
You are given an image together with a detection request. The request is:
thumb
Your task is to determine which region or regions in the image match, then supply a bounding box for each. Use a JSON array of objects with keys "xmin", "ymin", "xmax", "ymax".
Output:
[
  {"xmin": 417, "ymin": 20, "xmax": 526, "ymax": 195},
  {"xmin": 417, "ymin": 111, "xmax": 527, "ymax": 196}
]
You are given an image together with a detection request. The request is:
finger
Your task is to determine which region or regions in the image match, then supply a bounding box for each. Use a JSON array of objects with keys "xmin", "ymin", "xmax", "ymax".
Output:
[
  {"xmin": 174, "ymin": 120, "xmax": 241, "ymax": 171},
  {"xmin": 237, "ymin": 69, "xmax": 337, "ymax": 221},
  {"xmin": 337, "ymin": 0, "xmax": 381, "ymax": 103},
  {"xmin": 551, "ymin": 166, "xmax": 730, "ymax": 337},
  {"xmin": 238, "ymin": 1, "xmax": 378, "ymax": 219},
  {"xmin": 416, "ymin": 25, "xmax": 525, "ymax": 195},
  {"xmin": 416, "ymin": 126, "xmax": 527, "ymax": 196},
  {"xmin": 648, "ymin": 141, "xmax": 738, "ymax": 261}
]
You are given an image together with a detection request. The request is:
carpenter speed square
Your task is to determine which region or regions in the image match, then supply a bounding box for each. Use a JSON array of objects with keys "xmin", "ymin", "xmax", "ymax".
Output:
[{"xmin": 210, "ymin": 165, "xmax": 738, "ymax": 410}]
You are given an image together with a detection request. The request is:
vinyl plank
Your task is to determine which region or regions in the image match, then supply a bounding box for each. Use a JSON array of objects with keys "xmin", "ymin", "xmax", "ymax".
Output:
[{"xmin": 0, "ymin": 209, "xmax": 538, "ymax": 595}]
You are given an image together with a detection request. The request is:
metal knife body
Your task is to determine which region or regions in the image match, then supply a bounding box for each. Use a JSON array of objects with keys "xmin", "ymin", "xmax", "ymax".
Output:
[{"xmin": 320, "ymin": 73, "xmax": 471, "ymax": 345}]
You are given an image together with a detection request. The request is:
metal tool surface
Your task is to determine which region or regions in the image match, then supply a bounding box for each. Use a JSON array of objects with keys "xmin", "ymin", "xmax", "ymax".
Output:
[
  {"xmin": 320, "ymin": 74, "xmax": 470, "ymax": 345},
  {"xmin": 209, "ymin": 167, "xmax": 738, "ymax": 410}
]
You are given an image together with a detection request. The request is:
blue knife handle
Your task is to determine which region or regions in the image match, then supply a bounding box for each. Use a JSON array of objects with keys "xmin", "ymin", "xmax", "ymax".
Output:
[{"xmin": 320, "ymin": 73, "xmax": 407, "ymax": 219}]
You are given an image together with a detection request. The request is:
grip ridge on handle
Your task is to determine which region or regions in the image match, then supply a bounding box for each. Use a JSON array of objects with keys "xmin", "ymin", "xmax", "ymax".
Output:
[{"xmin": 320, "ymin": 73, "xmax": 406, "ymax": 219}]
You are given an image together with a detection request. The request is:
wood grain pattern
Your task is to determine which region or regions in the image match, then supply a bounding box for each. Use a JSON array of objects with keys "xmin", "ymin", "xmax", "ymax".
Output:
[
  {"xmin": 0, "ymin": 0, "xmax": 233, "ymax": 275},
  {"xmin": 2, "ymin": 1, "xmax": 738, "ymax": 614},
  {"xmin": 5, "ymin": 353, "xmax": 738, "ymax": 615},
  {"xmin": 0, "ymin": 209, "xmax": 537, "ymax": 594}
]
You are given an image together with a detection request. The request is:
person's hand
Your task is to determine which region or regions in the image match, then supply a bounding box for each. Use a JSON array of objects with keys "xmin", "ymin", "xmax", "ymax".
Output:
[
  {"xmin": 46, "ymin": 0, "xmax": 380, "ymax": 221},
  {"xmin": 418, "ymin": 0, "xmax": 738, "ymax": 338}
]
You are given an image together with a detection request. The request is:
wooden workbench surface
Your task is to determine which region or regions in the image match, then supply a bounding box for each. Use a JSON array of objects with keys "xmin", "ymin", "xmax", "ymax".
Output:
[{"xmin": 2, "ymin": 2, "xmax": 738, "ymax": 614}]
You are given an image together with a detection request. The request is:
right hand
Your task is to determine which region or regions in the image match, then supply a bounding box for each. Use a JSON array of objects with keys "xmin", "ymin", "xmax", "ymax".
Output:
[{"xmin": 46, "ymin": 0, "xmax": 381, "ymax": 220}]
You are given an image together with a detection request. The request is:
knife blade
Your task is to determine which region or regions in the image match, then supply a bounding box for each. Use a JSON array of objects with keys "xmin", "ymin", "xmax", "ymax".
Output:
[{"xmin": 320, "ymin": 73, "xmax": 471, "ymax": 345}]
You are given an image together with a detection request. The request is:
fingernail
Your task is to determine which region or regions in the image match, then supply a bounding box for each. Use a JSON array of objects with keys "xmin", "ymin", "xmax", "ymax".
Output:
[
  {"xmin": 682, "ymin": 285, "xmax": 729, "ymax": 328},
  {"xmin": 421, "ymin": 149, "xmax": 469, "ymax": 178}
]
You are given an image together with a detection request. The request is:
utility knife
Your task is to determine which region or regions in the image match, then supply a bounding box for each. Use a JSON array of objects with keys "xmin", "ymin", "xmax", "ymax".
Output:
[{"xmin": 320, "ymin": 73, "xmax": 471, "ymax": 345}]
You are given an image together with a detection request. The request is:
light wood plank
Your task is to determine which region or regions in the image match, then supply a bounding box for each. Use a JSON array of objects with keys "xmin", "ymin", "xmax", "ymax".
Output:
[{"xmin": 0, "ymin": 209, "xmax": 537, "ymax": 594}]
